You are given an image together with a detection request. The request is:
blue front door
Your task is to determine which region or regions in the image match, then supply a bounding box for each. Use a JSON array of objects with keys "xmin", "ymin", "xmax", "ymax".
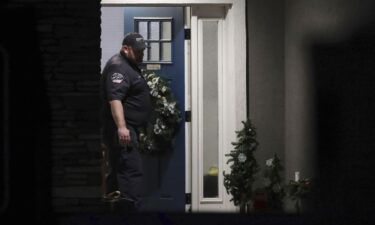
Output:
[{"xmin": 124, "ymin": 7, "xmax": 185, "ymax": 212}]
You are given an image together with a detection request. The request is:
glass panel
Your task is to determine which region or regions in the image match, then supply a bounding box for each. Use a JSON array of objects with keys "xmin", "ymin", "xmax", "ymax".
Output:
[
  {"xmin": 150, "ymin": 21, "xmax": 160, "ymax": 40},
  {"xmin": 162, "ymin": 21, "xmax": 172, "ymax": 40},
  {"xmin": 143, "ymin": 42, "xmax": 149, "ymax": 61},
  {"xmin": 138, "ymin": 21, "xmax": 148, "ymax": 40},
  {"xmin": 161, "ymin": 42, "xmax": 172, "ymax": 62},
  {"xmin": 202, "ymin": 20, "xmax": 219, "ymax": 198},
  {"xmin": 150, "ymin": 42, "xmax": 159, "ymax": 61}
]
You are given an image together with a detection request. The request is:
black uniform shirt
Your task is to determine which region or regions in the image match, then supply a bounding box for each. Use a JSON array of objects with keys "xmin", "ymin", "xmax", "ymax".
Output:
[{"xmin": 100, "ymin": 51, "xmax": 152, "ymax": 127}]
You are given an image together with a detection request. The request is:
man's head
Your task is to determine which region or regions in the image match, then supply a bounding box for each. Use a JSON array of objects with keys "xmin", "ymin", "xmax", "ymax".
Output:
[{"xmin": 121, "ymin": 32, "xmax": 147, "ymax": 64}]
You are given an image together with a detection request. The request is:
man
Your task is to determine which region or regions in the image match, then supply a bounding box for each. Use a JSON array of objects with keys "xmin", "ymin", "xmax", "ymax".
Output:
[{"xmin": 100, "ymin": 32, "xmax": 151, "ymax": 212}]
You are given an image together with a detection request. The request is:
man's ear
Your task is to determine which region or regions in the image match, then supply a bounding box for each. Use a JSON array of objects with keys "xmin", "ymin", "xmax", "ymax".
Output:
[{"xmin": 122, "ymin": 45, "xmax": 129, "ymax": 54}]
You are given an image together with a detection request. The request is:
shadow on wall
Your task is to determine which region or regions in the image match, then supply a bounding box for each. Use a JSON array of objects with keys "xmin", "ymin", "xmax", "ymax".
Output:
[
  {"xmin": 312, "ymin": 17, "xmax": 375, "ymax": 221},
  {"xmin": 0, "ymin": 6, "xmax": 52, "ymax": 225}
]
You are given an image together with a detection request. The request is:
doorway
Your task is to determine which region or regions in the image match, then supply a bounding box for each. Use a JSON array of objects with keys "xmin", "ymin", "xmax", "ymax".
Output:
[{"xmin": 100, "ymin": 0, "xmax": 247, "ymax": 213}]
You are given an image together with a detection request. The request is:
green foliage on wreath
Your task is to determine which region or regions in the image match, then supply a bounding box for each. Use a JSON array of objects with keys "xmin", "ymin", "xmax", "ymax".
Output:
[
  {"xmin": 223, "ymin": 119, "xmax": 259, "ymax": 209},
  {"xmin": 138, "ymin": 70, "xmax": 182, "ymax": 154}
]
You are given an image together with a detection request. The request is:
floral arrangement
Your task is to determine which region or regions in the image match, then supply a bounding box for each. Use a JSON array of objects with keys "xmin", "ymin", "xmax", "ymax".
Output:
[
  {"xmin": 285, "ymin": 178, "xmax": 312, "ymax": 200},
  {"xmin": 138, "ymin": 70, "xmax": 182, "ymax": 154},
  {"xmin": 285, "ymin": 178, "xmax": 312, "ymax": 213}
]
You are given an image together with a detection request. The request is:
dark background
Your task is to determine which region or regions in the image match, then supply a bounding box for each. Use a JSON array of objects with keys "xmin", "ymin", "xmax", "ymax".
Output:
[
  {"xmin": 0, "ymin": 4, "xmax": 52, "ymax": 224},
  {"xmin": 1, "ymin": 0, "xmax": 375, "ymax": 224},
  {"xmin": 312, "ymin": 18, "xmax": 375, "ymax": 222}
]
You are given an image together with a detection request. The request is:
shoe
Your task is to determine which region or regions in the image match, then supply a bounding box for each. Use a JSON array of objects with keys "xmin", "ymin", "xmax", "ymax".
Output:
[{"xmin": 102, "ymin": 190, "xmax": 121, "ymax": 203}]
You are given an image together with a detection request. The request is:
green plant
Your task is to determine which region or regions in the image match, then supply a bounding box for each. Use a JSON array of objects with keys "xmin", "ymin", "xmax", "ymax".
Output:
[
  {"xmin": 285, "ymin": 178, "xmax": 312, "ymax": 213},
  {"xmin": 262, "ymin": 154, "xmax": 286, "ymax": 210},
  {"xmin": 223, "ymin": 119, "xmax": 259, "ymax": 213}
]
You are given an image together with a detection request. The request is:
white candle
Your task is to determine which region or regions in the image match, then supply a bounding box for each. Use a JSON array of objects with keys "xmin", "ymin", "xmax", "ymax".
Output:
[{"xmin": 295, "ymin": 171, "xmax": 300, "ymax": 182}]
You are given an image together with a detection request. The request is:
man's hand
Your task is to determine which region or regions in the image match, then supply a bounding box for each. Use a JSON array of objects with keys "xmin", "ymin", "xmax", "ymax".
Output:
[
  {"xmin": 118, "ymin": 127, "xmax": 131, "ymax": 145},
  {"xmin": 109, "ymin": 100, "xmax": 130, "ymax": 145}
]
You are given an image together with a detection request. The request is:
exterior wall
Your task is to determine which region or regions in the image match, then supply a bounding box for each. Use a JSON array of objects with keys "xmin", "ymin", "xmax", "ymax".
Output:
[
  {"xmin": 100, "ymin": 7, "xmax": 124, "ymax": 71},
  {"xmin": 285, "ymin": 0, "xmax": 375, "ymax": 187},
  {"xmin": 285, "ymin": 0, "xmax": 375, "ymax": 213},
  {"xmin": 3, "ymin": 0, "xmax": 103, "ymax": 214},
  {"xmin": 246, "ymin": 0, "xmax": 285, "ymax": 187},
  {"xmin": 248, "ymin": 0, "xmax": 375, "ymax": 214}
]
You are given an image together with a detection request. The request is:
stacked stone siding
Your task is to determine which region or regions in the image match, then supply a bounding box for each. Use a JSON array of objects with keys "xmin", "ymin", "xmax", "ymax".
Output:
[{"xmin": 7, "ymin": 0, "xmax": 104, "ymax": 213}]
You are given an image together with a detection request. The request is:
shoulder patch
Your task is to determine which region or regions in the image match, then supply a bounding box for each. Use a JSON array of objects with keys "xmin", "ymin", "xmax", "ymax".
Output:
[{"xmin": 111, "ymin": 73, "xmax": 124, "ymax": 83}]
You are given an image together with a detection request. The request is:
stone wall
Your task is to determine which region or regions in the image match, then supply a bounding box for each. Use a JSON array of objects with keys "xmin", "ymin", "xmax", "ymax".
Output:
[{"xmin": 5, "ymin": 0, "xmax": 104, "ymax": 213}]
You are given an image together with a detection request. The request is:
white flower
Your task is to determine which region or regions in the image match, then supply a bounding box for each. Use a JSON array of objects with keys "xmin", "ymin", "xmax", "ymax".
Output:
[
  {"xmin": 238, "ymin": 153, "xmax": 247, "ymax": 163},
  {"xmin": 168, "ymin": 102, "xmax": 176, "ymax": 112},
  {"xmin": 147, "ymin": 81, "xmax": 152, "ymax": 86},
  {"xmin": 161, "ymin": 86, "xmax": 167, "ymax": 93},
  {"xmin": 147, "ymin": 74, "xmax": 155, "ymax": 79},
  {"xmin": 151, "ymin": 90, "xmax": 159, "ymax": 97},
  {"xmin": 266, "ymin": 158, "xmax": 274, "ymax": 167},
  {"xmin": 154, "ymin": 123, "xmax": 161, "ymax": 134}
]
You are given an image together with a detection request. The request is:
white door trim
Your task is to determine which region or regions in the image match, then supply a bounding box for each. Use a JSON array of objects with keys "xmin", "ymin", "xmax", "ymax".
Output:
[
  {"xmin": 191, "ymin": 5, "xmax": 242, "ymax": 212},
  {"xmin": 194, "ymin": 17, "xmax": 225, "ymax": 211},
  {"xmin": 184, "ymin": 6, "xmax": 192, "ymax": 213}
]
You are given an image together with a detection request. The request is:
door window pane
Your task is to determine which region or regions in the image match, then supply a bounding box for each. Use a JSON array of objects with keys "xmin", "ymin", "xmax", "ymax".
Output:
[
  {"xmin": 202, "ymin": 20, "xmax": 219, "ymax": 198},
  {"xmin": 150, "ymin": 21, "xmax": 160, "ymax": 40},
  {"xmin": 138, "ymin": 21, "xmax": 148, "ymax": 40},
  {"xmin": 162, "ymin": 21, "xmax": 172, "ymax": 40},
  {"xmin": 161, "ymin": 42, "xmax": 172, "ymax": 62},
  {"xmin": 150, "ymin": 42, "xmax": 160, "ymax": 61},
  {"xmin": 143, "ymin": 45, "xmax": 149, "ymax": 61}
]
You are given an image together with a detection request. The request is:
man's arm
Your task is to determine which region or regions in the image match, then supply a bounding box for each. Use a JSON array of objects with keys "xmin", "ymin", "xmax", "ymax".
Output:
[{"xmin": 109, "ymin": 100, "xmax": 131, "ymax": 145}]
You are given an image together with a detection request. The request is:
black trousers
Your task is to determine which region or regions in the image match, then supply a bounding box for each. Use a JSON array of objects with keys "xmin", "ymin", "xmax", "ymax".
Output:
[{"xmin": 101, "ymin": 124, "xmax": 143, "ymax": 209}]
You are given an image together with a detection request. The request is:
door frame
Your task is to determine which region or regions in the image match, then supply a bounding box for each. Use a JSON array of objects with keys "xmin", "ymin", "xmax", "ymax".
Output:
[
  {"xmin": 100, "ymin": 0, "xmax": 247, "ymax": 213},
  {"xmin": 191, "ymin": 15, "xmax": 226, "ymax": 212}
]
